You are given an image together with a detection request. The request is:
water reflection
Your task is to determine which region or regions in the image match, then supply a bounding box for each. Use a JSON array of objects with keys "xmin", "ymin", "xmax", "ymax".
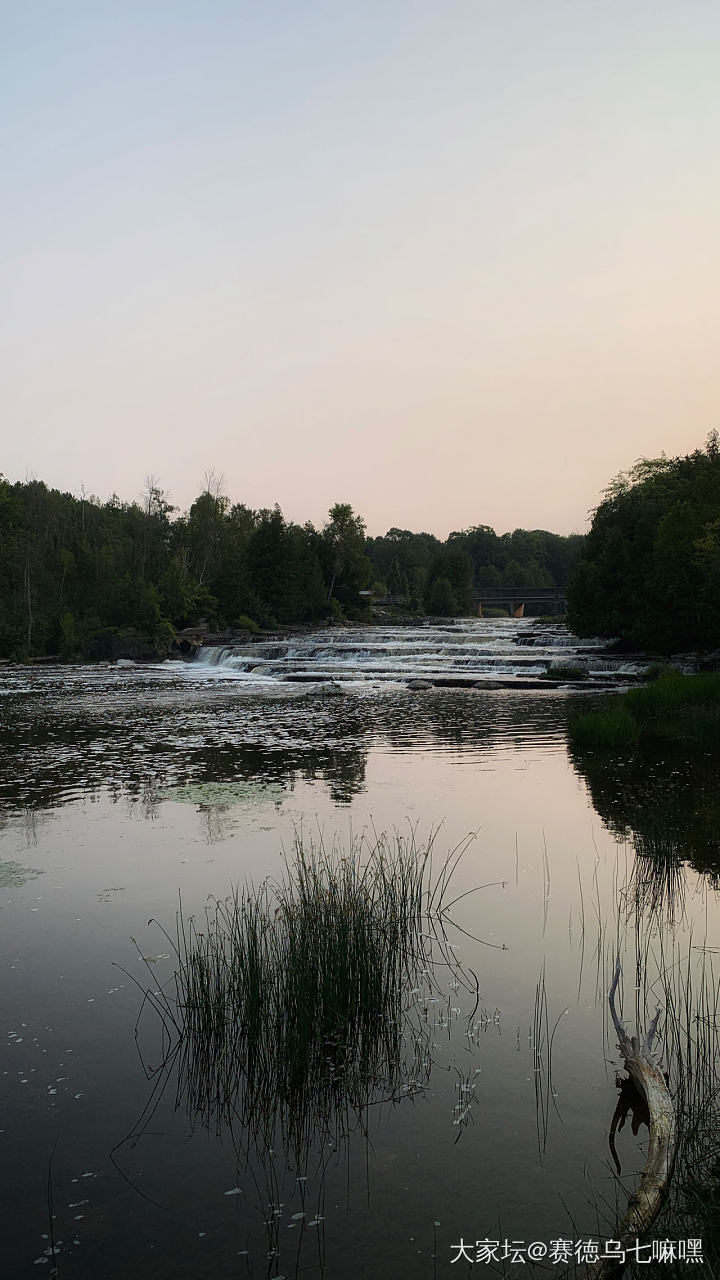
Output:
[
  {"xmin": 569, "ymin": 740, "xmax": 720, "ymax": 921},
  {"xmin": 120, "ymin": 834, "xmax": 491, "ymax": 1278},
  {"xmin": 608, "ymin": 1077, "xmax": 650, "ymax": 1176},
  {"xmin": 5, "ymin": 660, "xmax": 720, "ymax": 1278},
  {"xmin": 0, "ymin": 668, "xmax": 569, "ymax": 817}
]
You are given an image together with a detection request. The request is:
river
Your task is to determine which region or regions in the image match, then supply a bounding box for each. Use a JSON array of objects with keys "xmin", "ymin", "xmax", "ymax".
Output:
[{"xmin": 1, "ymin": 619, "xmax": 717, "ymax": 1278}]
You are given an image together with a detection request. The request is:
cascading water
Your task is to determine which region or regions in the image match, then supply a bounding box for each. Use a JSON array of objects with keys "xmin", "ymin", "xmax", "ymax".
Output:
[{"xmin": 186, "ymin": 618, "xmax": 644, "ymax": 688}]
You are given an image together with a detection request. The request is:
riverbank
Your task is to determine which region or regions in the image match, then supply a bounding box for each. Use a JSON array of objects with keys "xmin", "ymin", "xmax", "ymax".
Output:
[
  {"xmin": 569, "ymin": 669, "xmax": 720, "ymax": 748},
  {"xmin": 0, "ymin": 618, "xmax": 685, "ymax": 692}
]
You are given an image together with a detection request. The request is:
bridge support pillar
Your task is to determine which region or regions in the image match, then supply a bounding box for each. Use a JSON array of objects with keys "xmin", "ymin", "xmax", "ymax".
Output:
[
  {"xmin": 513, "ymin": 602, "xmax": 525, "ymax": 618},
  {"xmin": 477, "ymin": 601, "xmax": 483, "ymax": 618}
]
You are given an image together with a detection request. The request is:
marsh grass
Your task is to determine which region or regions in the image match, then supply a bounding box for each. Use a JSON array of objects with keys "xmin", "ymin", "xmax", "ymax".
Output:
[
  {"xmin": 639, "ymin": 942, "xmax": 720, "ymax": 1277},
  {"xmin": 584, "ymin": 939, "xmax": 720, "ymax": 1280},
  {"xmin": 532, "ymin": 962, "xmax": 571, "ymax": 1159},
  {"xmin": 136, "ymin": 828, "xmax": 479, "ymax": 1161},
  {"xmin": 599, "ymin": 903, "xmax": 720, "ymax": 1278},
  {"xmin": 568, "ymin": 703, "xmax": 641, "ymax": 748},
  {"xmin": 569, "ymin": 671, "xmax": 720, "ymax": 750},
  {"xmin": 629, "ymin": 838, "xmax": 688, "ymax": 925}
]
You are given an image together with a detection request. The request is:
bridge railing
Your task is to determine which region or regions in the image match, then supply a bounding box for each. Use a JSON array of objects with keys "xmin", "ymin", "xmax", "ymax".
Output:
[{"xmin": 473, "ymin": 587, "xmax": 567, "ymax": 619}]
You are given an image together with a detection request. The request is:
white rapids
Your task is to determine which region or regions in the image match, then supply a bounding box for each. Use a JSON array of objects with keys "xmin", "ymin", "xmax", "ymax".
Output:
[{"xmin": 184, "ymin": 618, "xmax": 643, "ymax": 689}]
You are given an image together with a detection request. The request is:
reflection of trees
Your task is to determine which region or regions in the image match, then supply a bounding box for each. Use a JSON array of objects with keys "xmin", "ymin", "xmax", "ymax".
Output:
[
  {"xmin": 378, "ymin": 688, "xmax": 567, "ymax": 754},
  {"xmin": 0, "ymin": 707, "xmax": 368, "ymax": 811},
  {"xmin": 569, "ymin": 740, "xmax": 720, "ymax": 899},
  {"xmin": 1, "ymin": 686, "xmax": 571, "ymax": 815},
  {"xmin": 118, "ymin": 835, "xmax": 487, "ymax": 1278}
]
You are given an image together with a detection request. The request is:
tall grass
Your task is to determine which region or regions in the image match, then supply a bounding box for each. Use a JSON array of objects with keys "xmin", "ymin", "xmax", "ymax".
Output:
[
  {"xmin": 629, "ymin": 940, "xmax": 720, "ymax": 1278},
  {"xmin": 569, "ymin": 703, "xmax": 641, "ymax": 748},
  {"xmin": 139, "ymin": 829, "xmax": 479, "ymax": 1160},
  {"xmin": 569, "ymin": 671, "xmax": 720, "ymax": 749},
  {"xmin": 555, "ymin": 854, "xmax": 720, "ymax": 1275}
]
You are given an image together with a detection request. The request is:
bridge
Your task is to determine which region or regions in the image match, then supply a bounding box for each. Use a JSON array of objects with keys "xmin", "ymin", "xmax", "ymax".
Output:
[{"xmin": 473, "ymin": 587, "xmax": 567, "ymax": 618}]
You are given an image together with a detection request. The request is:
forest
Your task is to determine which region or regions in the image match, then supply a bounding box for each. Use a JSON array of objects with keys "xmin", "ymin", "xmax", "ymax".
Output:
[
  {"xmin": 4, "ymin": 434, "xmax": 718, "ymax": 662},
  {"xmin": 0, "ymin": 472, "xmax": 582, "ymax": 660},
  {"xmin": 567, "ymin": 434, "xmax": 720, "ymax": 653}
]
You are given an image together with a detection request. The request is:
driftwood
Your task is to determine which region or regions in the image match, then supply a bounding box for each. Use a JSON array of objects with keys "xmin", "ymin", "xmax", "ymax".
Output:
[{"xmin": 590, "ymin": 958, "xmax": 676, "ymax": 1280}]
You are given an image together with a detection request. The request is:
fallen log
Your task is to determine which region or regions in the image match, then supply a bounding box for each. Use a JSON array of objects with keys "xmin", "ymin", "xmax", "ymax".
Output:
[{"xmin": 590, "ymin": 958, "xmax": 676, "ymax": 1280}]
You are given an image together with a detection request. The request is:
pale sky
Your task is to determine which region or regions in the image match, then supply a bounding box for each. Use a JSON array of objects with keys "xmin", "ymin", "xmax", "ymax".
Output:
[{"xmin": 2, "ymin": 1, "xmax": 718, "ymax": 537}]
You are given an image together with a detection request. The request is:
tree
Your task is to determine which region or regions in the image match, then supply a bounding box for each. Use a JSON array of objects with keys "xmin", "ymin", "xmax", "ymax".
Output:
[
  {"xmin": 321, "ymin": 504, "xmax": 372, "ymax": 615},
  {"xmin": 426, "ymin": 576, "xmax": 458, "ymax": 615},
  {"xmin": 424, "ymin": 546, "xmax": 474, "ymax": 614},
  {"xmin": 387, "ymin": 558, "xmax": 410, "ymax": 599},
  {"xmin": 567, "ymin": 440, "xmax": 720, "ymax": 651}
]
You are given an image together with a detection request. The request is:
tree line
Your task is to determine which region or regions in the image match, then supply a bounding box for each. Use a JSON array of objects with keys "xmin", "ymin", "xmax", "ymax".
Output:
[
  {"xmin": 567, "ymin": 433, "xmax": 720, "ymax": 653},
  {"xmin": 368, "ymin": 525, "xmax": 584, "ymax": 615},
  {"xmin": 0, "ymin": 472, "xmax": 583, "ymax": 660}
]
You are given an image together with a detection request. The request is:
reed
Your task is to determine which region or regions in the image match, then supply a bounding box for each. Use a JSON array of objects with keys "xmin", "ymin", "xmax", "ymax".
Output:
[
  {"xmin": 634, "ymin": 941, "xmax": 720, "ymax": 1277},
  {"xmin": 569, "ymin": 703, "xmax": 641, "ymax": 748},
  {"xmin": 569, "ymin": 671, "xmax": 720, "ymax": 750},
  {"xmin": 144, "ymin": 828, "xmax": 478, "ymax": 1159}
]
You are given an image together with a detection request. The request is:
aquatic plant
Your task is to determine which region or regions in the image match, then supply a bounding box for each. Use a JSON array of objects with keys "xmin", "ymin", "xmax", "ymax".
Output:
[
  {"xmin": 569, "ymin": 702, "xmax": 641, "ymax": 748},
  {"xmin": 158, "ymin": 779, "xmax": 284, "ymax": 807},
  {"xmin": 626, "ymin": 941, "xmax": 720, "ymax": 1278},
  {"xmin": 568, "ymin": 671, "xmax": 720, "ymax": 750},
  {"xmin": 136, "ymin": 829, "xmax": 479, "ymax": 1160},
  {"xmin": 0, "ymin": 859, "xmax": 43, "ymax": 888}
]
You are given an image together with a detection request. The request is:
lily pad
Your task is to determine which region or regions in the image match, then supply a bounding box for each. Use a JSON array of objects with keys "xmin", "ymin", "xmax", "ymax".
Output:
[
  {"xmin": 158, "ymin": 780, "xmax": 284, "ymax": 807},
  {"xmin": 0, "ymin": 860, "xmax": 43, "ymax": 888}
]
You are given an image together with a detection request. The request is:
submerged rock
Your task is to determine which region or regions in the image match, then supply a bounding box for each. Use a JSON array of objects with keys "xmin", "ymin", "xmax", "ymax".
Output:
[{"xmin": 407, "ymin": 679, "xmax": 432, "ymax": 690}]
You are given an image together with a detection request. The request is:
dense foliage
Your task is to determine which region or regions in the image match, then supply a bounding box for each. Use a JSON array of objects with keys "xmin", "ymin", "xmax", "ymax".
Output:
[
  {"xmin": 567, "ymin": 435, "xmax": 720, "ymax": 652},
  {"xmin": 0, "ymin": 472, "xmax": 583, "ymax": 659},
  {"xmin": 568, "ymin": 677, "xmax": 720, "ymax": 879},
  {"xmin": 366, "ymin": 525, "xmax": 583, "ymax": 615}
]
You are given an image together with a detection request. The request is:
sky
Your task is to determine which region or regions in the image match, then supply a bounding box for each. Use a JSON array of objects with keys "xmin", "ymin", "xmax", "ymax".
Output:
[{"xmin": 2, "ymin": 1, "xmax": 719, "ymax": 538}]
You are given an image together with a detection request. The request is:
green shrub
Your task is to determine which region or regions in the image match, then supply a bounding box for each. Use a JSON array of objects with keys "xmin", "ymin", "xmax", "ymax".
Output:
[
  {"xmin": 569, "ymin": 671, "xmax": 720, "ymax": 748},
  {"xmin": 234, "ymin": 614, "xmax": 259, "ymax": 633},
  {"xmin": 569, "ymin": 703, "xmax": 641, "ymax": 747}
]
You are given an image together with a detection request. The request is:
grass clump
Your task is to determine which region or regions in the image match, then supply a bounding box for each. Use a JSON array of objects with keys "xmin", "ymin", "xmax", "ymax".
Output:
[
  {"xmin": 569, "ymin": 670, "xmax": 720, "ymax": 749},
  {"xmin": 569, "ymin": 702, "xmax": 641, "ymax": 747},
  {"xmin": 141, "ymin": 829, "xmax": 477, "ymax": 1156},
  {"xmin": 628, "ymin": 945, "xmax": 720, "ymax": 1278}
]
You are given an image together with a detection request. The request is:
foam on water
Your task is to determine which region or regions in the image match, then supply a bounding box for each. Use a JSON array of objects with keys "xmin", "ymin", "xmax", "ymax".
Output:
[{"xmin": 189, "ymin": 618, "xmax": 638, "ymax": 687}]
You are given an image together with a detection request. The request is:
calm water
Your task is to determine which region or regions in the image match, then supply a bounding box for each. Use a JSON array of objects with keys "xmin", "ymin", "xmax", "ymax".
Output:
[{"xmin": 1, "ymin": 621, "xmax": 717, "ymax": 1278}]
